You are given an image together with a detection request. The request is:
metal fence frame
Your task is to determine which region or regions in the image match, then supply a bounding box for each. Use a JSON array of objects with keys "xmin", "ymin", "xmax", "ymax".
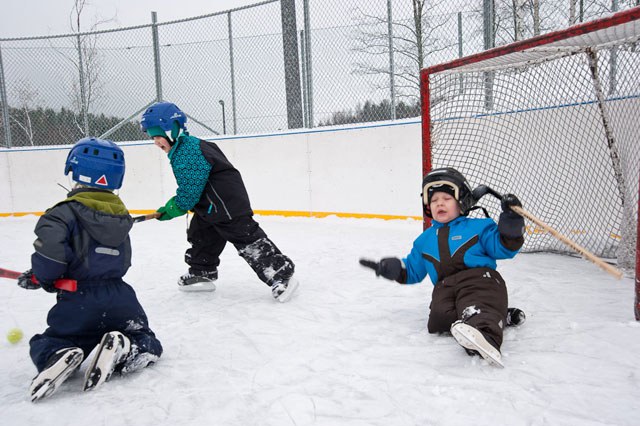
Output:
[{"xmin": 0, "ymin": 0, "xmax": 635, "ymax": 148}]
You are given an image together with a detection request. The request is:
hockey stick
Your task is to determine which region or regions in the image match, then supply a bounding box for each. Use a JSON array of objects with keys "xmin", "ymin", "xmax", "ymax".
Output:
[
  {"xmin": 0, "ymin": 214, "xmax": 158, "ymax": 291},
  {"xmin": 472, "ymin": 185, "xmax": 624, "ymax": 280},
  {"xmin": 0, "ymin": 268, "xmax": 78, "ymax": 292},
  {"xmin": 132, "ymin": 212, "xmax": 161, "ymax": 223}
]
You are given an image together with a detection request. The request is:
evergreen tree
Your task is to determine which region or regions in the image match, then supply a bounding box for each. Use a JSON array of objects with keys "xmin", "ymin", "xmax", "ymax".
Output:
[
  {"xmin": 2, "ymin": 106, "xmax": 146, "ymax": 147},
  {"xmin": 318, "ymin": 99, "xmax": 420, "ymax": 127}
]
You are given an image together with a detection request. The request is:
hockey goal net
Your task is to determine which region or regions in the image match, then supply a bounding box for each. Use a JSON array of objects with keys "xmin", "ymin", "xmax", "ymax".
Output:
[{"xmin": 421, "ymin": 8, "xmax": 640, "ymax": 316}]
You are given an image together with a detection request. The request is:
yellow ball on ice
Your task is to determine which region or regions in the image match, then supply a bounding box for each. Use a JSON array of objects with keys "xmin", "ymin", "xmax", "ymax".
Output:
[{"xmin": 7, "ymin": 328, "xmax": 23, "ymax": 344}]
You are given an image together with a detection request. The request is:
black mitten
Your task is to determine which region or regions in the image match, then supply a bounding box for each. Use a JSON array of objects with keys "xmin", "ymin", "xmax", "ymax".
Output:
[
  {"xmin": 498, "ymin": 193, "xmax": 525, "ymax": 239},
  {"xmin": 17, "ymin": 269, "xmax": 39, "ymax": 290},
  {"xmin": 17, "ymin": 269, "xmax": 58, "ymax": 293},
  {"xmin": 359, "ymin": 257, "xmax": 406, "ymax": 283},
  {"xmin": 501, "ymin": 193, "xmax": 522, "ymax": 214},
  {"xmin": 38, "ymin": 278, "xmax": 58, "ymax": 293}
]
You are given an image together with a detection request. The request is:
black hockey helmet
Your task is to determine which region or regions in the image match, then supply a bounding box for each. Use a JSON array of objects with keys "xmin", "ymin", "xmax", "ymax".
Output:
[{"xmin": 421, "ymin": 167, "xmax": 476, "ymax": 218}]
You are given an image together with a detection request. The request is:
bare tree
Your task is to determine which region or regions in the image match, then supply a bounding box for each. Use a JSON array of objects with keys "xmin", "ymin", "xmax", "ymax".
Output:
[
  {"xmin": 537, "ymin": 0, "xmax": 635, "ymax": 31},
  {"xmin": 492, "ymin": 0, "xmax": 546, "ymax": 44},
  {"xmin": 10, "ymin": 80, "xmax": 41, "ymax": 145},
  {"xmin": 51, "ymin": 0, "xmax": 112, "ymax": 137},
  {"xmin": 352, "ymin": 0, "xmax": 452, "ymax": 103},
  {"xmin": 569, "ymin": 0, "xmax": 579, "ymax": 25},
  {"xmin": 512, "ymin": 0, "xmax": 527, "ymax": 40}
]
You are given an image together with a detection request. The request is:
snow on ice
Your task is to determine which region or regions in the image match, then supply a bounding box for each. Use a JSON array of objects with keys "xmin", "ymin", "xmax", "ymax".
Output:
[{"xmin": 0, "ymin": 214, "xmax": 639, "ymax": 425}]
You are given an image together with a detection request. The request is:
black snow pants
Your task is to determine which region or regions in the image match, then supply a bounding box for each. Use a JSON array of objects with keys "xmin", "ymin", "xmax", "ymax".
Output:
[
  {"xmin": 186, "ymin": 213, "xmax": 294, "ymax": 286},
  {"xmin": 427, "ymin": 267, "xmax": 508, "ymax": 349}
]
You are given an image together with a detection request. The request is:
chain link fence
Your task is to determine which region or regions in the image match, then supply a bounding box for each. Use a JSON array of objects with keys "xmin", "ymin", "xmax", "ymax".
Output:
[{"xmin": 0, "ymin": 0, "xmax": 637, "ymax": 147}]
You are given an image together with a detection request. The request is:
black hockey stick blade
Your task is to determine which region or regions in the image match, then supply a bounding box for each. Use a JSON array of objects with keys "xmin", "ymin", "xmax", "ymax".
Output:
[
  {"xmin": 132, "ymin": 212, "xmax": 162, "ymax": 223},
  {"xmin": 359, "ymin": 258, "xmax": 379, "ymax": 270},
  {"xmin": 471, "ymin": 184, "xmax": 503, "ymax": 202}
]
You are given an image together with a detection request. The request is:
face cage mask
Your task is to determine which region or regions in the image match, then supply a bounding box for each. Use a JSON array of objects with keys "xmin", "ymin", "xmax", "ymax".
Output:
[{"xmin": 422, "ymin": 180, "xmax": 460, "ymax": 206}]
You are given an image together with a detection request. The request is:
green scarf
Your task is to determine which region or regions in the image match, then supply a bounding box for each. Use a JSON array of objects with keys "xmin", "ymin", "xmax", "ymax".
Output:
[{"xmin": 64, "ymin": 190, "xmax": 129, "ymax": 216}]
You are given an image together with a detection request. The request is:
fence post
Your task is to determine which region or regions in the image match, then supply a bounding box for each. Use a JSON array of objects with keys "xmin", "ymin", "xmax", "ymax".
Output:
[
  {"xmin": 227, "ymin": 12, "xmax": 237, "ymax": 134},
  {"xmin": 0, "ymin": 43, "xmax": 12, "ymax": 148},
  {"xmin": 280, "ymin": 0, "xmax": 302, "ymax": 129},
  {"xmin": 387, "ymin": 0, "xmax": 396, "ymax": 120},
  {"xmin": 280, "ymin": 0, "xmax": 304, "ymax": 129},
  {"xmin": 636, "ymin": 171, "xmax": 640, "ymax": 320},
  {"xmin": 300, "ymin": 29, "xmax": 309, "ymax": 128},
  {"xmin": 303, "ymin": 0, "xmax": 314, "ymax": 128},
  {"xmin": 151, "ymin": 11, "xmax": 163, "ymax": 102},
  {"xmin": 610, "ymin": 0, "xmax": 619, "ymax": 95}
]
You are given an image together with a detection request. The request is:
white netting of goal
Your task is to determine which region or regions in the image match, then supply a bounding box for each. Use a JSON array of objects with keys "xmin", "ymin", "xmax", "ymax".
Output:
[{"xmin": 423, "ymin": 10, "xmax": 640, "ymax": 271}]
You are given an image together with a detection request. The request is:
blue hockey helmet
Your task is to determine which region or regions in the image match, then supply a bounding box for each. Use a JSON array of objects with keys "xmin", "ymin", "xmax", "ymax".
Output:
[
  {"xmin": 140, "ymin": 102, "xmax": 187, "ymax": 141},
  {"xmin": 421, "ymin": 167, "xmax": 475, "ymax": 218},
  {"xmin": 64, "ymin": 137, "xmax": 125, "ymax": 190}
]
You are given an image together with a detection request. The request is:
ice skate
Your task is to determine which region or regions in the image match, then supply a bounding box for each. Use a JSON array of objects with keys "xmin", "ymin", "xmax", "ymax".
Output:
[
  {"xmin": 118, "ymin": 345, "xmax": 159, "ymax": 375},
  {"xmin": 83, "ymin": 331, "xmax": 131, "ymax": 391},
  {"xmin": 450, "ymin": 320, "xmax": 504, "ymax": 368},
  {"xmin": 30, "ymin": 347, "xmax": 84, "ymax": 402},
  {"xmin": 271, "ymin": 275, "xmax": 299, "ymax": 303},
  {"xmin": 120, "ymin": 352, "xmax": 159, "ymax": 375},
  {"xmin": 506, "ymin": 307, "xmax": 526, "ymax": 327},
  {"xmin": 177, "ymin": 270, "xmax": 217, "ymax": 292}
]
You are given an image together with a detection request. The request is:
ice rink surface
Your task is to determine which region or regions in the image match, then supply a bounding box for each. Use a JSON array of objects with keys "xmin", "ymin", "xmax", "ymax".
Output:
[{"xmin": 1, "ymin": 214, "xmax": 638, "ymax": 425}]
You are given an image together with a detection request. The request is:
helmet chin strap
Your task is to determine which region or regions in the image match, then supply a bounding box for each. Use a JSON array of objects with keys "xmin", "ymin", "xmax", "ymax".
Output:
[{"xmin": 67, "ymin": 175, "xmax": 78, "ymax": 191}]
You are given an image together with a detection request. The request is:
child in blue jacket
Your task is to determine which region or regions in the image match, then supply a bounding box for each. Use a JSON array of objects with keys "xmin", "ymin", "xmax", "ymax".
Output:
[
  {"xmin": 17, "ymin": 137, "xmax": 163, "ymax": 401},
  {"xmin": 361, "ymin": 168, "xmax": 525, "ymax": 367}
]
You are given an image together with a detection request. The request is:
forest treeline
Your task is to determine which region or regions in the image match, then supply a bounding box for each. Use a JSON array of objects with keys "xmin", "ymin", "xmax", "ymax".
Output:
[
  {"xmin": 2, "ymin": 107, "xmax": 146, "ymax": 147},
  {"xmin": 318, "ymin": 99, "xmax": 421, "ymax": 126}
]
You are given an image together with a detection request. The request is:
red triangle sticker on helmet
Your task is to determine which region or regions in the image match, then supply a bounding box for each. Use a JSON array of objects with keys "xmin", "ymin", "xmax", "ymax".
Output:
[{"xmin": 95, "ymin": 175, "xmax": 109, "ymax": 186}]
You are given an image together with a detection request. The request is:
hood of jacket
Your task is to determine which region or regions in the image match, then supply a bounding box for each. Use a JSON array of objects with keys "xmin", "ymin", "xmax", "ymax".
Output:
[{"xmin": 62, "ymin": 188, "xmax": 133, "ymax": 247}]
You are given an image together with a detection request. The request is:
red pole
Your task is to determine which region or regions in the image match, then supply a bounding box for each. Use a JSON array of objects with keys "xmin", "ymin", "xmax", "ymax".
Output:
[
  {"xmin": 635, "ymin": 172, "xmax": 640, "ymax": 320},
  {"xmin": 420, "ymin": 69, "xmax": 432, "ymax": 232}
]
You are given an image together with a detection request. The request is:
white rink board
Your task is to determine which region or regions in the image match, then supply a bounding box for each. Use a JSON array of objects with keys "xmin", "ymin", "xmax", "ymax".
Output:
[{"xmin": 0, "ymin": 120, "xmax": 423, "ymax": 218}]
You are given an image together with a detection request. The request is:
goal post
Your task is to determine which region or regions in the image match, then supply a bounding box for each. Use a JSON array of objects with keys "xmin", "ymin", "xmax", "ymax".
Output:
[{"xmin": 421, "ymin": 7, "xmax": 640, "ymax": 318}]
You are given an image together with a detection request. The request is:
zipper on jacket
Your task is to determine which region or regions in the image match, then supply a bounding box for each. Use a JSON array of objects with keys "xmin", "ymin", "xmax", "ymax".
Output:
[
  {"xmin": 207, "ymin": 182, "xmax": 232, "ymax": 220},
  {"xmin": 205, "ymin": 194, "xmax": 217, "ymax": 214}
]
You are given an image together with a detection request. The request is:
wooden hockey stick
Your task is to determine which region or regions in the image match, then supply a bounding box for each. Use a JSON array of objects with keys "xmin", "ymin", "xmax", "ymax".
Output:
[
  {"xmin": 132, "ymin": 212, "xmax": 161, "ymax": 223},
  {"xmin": 471, "ymin": 185, "xmax": 623, "ymax": 279},
  {"xmin": 511, "ymin": 205, "xmax": 623, "ymax": 280},
  {"xmin": 0, "ymin": 267, "xmax": 77, "ymax": 291}
]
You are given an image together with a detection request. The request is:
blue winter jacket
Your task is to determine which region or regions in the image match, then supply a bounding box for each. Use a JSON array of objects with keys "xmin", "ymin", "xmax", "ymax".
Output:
[
  {"xmin": 31, "ymin": 188, "xmax": 133, "ymax": 284},
  {"xmin": 402, "ymin": 215, "xmax": 521, "ymax": 285}
]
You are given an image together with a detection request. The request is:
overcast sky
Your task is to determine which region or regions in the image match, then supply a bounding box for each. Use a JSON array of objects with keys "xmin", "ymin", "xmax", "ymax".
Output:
[{"xmin": 1, "ymin": 0, "xmax": 262, "ymax": 38}]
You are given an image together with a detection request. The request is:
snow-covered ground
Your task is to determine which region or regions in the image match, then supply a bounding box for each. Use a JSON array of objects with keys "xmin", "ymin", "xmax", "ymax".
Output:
[{"xmin": 1, "ymin": 214, "xmax": 638, "ymax": 425}]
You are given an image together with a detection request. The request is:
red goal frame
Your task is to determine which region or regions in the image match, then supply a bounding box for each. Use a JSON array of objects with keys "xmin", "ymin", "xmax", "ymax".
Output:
[{"xmin": 420, "ymin": 7, "xmax": 640, "ymax": 319}]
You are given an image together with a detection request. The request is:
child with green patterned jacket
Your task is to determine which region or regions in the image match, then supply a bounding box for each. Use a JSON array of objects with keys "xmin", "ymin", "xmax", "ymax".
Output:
[{"xmin": 140, "ymin": 102, "xmax": 299, "ymax": 302}]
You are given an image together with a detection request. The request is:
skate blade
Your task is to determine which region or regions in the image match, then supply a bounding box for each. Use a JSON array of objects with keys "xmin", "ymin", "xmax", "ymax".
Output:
[
  {"xmin": 30, "ymin": 348, "xmax": 84, "ymax": 402},
  {"xmin": 451, "ymin": 323, "xmax": 504, "ymax": 368},
  {"xmin": 83, "ymin": 332, "xmax": 127, "ymax": 391},
  {"xmin": 178, "ymin": 281, "xmax": 216, "ymax": 292},
  {"xmin": 275, "ymin": 278, "xmax": 299, "ymax": 303}
]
